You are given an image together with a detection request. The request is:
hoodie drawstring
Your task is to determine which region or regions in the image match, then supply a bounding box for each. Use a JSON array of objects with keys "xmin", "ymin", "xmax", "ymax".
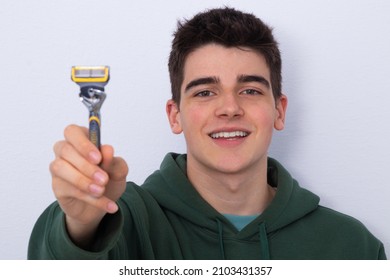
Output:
[
  {"xmin": 216, "ymin": 219, "xmax": 226, "ymax": 259},
  {"xmin": 217, "ymin": 219, "xmax": 270, "ymax": 260},
  {"xmin": 259, "ymin": 223, "xmax": 270, "ymax": 260}
]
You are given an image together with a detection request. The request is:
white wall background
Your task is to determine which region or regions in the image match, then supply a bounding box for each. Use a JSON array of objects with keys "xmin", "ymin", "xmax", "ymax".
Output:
[{"xmin": 0, "ymin": 0, "xmax": 389, "ymax": 259}]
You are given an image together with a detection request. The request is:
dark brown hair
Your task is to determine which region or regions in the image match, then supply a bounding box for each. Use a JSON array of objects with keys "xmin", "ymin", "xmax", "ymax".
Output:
[{"xmin": 168, "ymin": 7, "xmax": 282, "ymax": 105}]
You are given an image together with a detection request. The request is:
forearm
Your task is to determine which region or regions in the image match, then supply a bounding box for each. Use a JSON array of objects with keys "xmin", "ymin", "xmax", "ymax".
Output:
[{"xmin": 28, "ymin": 202, "xmax": 124, "ymax": 259}]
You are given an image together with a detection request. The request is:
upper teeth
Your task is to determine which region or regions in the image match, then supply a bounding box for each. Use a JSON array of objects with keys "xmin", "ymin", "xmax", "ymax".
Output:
[{"xmin": 210, "ymin": 131, "xmax": 248, "ymax": 139}]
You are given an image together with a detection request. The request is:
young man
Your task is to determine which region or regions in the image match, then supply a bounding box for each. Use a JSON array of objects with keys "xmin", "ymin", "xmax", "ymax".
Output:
[{"xmin": 28, "ymin": 7, "xmax": 386, "ymax": 259}]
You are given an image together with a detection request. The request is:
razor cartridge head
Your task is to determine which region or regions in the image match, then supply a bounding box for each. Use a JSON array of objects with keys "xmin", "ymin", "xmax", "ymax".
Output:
[
  {"xmin": 72, "ymin": 65, "xmax": 109, "ymax": 113},
  {"xmin": 71, "ymin": 66, "xmax": 110, "ymax": 84}
]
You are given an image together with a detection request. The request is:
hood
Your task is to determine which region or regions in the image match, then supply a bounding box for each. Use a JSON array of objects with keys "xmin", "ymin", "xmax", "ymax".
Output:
[{"xmin": 142, "ymin": 153, "xmax": 320, "ymax": 259}]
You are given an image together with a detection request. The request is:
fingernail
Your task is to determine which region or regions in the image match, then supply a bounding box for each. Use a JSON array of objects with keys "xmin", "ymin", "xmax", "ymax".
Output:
[
  {"xmin": 89, "ymin": 151, "xmax": 101, "ymax": 163},
  {"xmin": 89, "ymin": 184, "xmax": 104, "ymax": 196},
  {"xmin": 93, "ymin": 172, "xmax": 107, "ymax": 185}
]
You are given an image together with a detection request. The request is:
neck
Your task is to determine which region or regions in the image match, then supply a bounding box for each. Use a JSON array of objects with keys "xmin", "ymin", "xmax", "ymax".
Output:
[{"xmin": 187, "ymin": 157, "xmax": 275, "ymax": 215}]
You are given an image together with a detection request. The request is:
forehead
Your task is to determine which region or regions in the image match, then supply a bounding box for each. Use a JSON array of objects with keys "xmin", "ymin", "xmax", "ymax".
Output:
[{"xmin": 182, "ymin": 44, "xmax": 271, "ymax": 84}]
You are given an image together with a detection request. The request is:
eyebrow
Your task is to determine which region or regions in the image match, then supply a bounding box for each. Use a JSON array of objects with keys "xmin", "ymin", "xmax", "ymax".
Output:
[
  {"xmin": 184, "ymin": 74, "xmax": 271, "ymax": 93},
  {"xmin": 184, "ymin": 76, "xmax": 220, "ymax": 93},
  {"xmin": 237, "ymin": 74, "xmax": 270, "ymax": 89}
]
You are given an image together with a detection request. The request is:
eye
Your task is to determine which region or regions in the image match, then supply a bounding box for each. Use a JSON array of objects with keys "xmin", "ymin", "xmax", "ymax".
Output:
[
  {"xmin": 241, "ymin": 89, "xmax": 262, "ymax": 95},
  {"xmin": 194, "ymin": 90, "xmax": 214, "ymax": 97}
]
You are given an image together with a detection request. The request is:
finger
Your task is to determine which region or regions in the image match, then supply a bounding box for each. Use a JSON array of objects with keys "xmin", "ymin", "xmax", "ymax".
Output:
[
  {"xmin": 99, "ymin": 144, "xmax": 114, "ymax": 169},
  {"xmin": 53, "ymin": 177, "xmax": 118, "ymax": 214},
  {"xmin": 50, "ymin": 158, "xmax": 105, "ymax": 197},
  {"xmin": 53, "ymin": 141, "xmax": 109, "ymax": 186},
  {"xmin": 80, "ymin": 193, "xmax": 119, "ymax": 213},
  {"xmin": 64, "ymin": 124, "xmax": 101, "ymax": 164}
]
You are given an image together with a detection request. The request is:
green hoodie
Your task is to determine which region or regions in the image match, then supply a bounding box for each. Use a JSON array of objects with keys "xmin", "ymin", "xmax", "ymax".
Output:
[{"xmin": 28, "ymin": 153, "xmax": 386, "ymax": 259}]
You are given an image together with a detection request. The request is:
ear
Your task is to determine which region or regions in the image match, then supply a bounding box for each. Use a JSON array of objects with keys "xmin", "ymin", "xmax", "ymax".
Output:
[
  {"xmin": 274, "ymin": 94, "xmax": 288, "ymax": 131},
  {"xmin": 166, "ymin": 99, "xmax": 183, "ymax": 134}
]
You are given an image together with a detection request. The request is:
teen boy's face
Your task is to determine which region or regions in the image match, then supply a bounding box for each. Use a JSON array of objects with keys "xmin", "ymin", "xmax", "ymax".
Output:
[{"xmin": 167, "ymin": 43, "xmax": 287, "ymax": 175}]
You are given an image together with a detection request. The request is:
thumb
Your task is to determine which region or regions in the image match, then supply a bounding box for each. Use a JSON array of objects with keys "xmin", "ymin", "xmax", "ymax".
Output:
[{"xmin": 100, "ymin": 145, "xmax": 129, "ymax": 181}]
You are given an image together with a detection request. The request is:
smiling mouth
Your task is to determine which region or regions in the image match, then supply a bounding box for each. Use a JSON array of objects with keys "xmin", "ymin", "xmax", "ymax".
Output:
[{"xmin": 209, "ymin": 131, "xmax": 249, "ymax": 139}]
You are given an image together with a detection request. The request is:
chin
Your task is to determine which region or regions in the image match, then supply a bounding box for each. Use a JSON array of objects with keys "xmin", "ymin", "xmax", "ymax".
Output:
[
  {"xmin": 209, "ymin": 158, "xmax": 253, "ymax": 175},
  {"xmin": 213, "ymin": 153, "xmax": 268, "ymax": 174}
]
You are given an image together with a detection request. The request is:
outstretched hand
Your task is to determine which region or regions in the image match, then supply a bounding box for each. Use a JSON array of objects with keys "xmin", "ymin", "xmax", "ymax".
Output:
[{"xmin": 50, "ymin": 125, "xmax": 128, "ymax": 246}]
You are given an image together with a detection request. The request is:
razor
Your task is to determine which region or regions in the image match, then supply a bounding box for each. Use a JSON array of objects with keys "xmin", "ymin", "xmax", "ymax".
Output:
[{"xmin": 71, "ymin": 66, "xmax": 110, "ymax": 148}]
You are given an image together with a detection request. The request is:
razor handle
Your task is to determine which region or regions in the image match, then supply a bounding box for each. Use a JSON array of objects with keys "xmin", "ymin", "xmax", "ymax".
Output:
[{"xmin": 89, "ymin": 112, "xmax": 101, "ymax": 148}]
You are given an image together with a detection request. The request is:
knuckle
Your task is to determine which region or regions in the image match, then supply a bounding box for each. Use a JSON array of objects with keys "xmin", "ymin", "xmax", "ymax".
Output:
[
  {"xmin": 53, "ymin": 141, "xmax": 64, "ymax": 155},
  {"xmin": 58, "ymin": 142, "xmax": 72, "ymax": 157},
  {"xmin": 53, "ymin": 142, "xmax": 78, "ymax": 163},
  {"xmin": 49, "ymin": 159, "xmax": 63, "ymax": 175},
  {"xmin": 64, "ymin": 124, "xmax": 78, "ymax": 138}
]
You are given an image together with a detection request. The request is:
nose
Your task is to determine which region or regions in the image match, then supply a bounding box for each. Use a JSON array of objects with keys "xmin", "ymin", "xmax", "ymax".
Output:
[{"xmin": 215, "ymin": 93, "xmax": 244, "ymax": 118}]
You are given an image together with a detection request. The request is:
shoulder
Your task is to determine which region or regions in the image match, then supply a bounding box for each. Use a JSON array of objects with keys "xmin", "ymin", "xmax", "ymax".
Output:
[
  {"xmin": 306, "ymin": 205, "xmax": 377, "ymax": 239},
  {"xmin": 312, "ymin": 206, "xmax": 366, "ymax": 228},
  {"xmin": 307, "ymin": 206, "xmax": 384, "ymax": 258}
]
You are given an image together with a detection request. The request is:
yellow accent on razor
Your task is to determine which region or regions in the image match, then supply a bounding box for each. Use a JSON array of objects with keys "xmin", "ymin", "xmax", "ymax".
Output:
[
  {"xmin": 89, "ymin": 116, "xmax": 101, "ymax": 126},
  {"xmin": 71, "ymin": 65, "xmax": 110, "ymax": 148},
  {"xmin": 71, "ymin": 66, "xmax": 110, "ymax": 83}
]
